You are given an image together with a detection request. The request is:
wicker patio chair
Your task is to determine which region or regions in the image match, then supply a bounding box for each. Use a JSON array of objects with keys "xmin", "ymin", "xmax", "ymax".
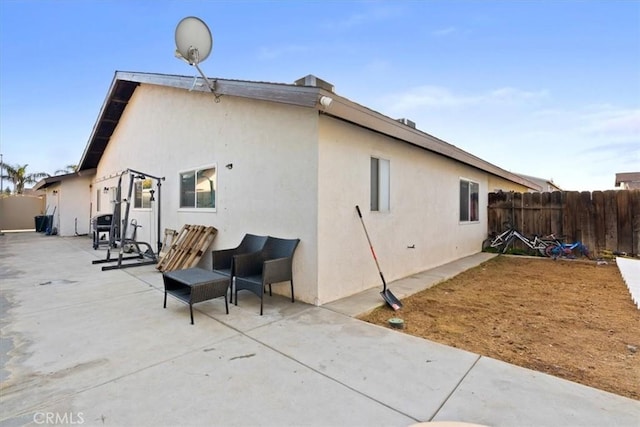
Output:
[
  {"xmin": 212, "ymin": 233, "xmax": 268, "ymax": 303},
  {"xmin": 233, "ymin": 236, "xmax": 300, "ymax": 315}
]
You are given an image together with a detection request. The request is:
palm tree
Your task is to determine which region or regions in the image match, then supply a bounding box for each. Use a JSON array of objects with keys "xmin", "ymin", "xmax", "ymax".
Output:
[
  {"xmin": 0, "ymin": 163, "xmax": 49, "ymax": 194},
  {"xmin": 54, "ymin": 164, "xmax": 78, "ymax": 175}
]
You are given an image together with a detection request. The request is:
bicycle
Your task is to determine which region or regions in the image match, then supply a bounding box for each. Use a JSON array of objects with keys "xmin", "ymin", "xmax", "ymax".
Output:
[
  {"xmin": 502, "ymin": 229, "xmax": 555, "ymax": 256},
  {"xmin": 545, "ymin": 239, "xmax": 591, "ymax": 259},
  {"xmin": 483, "ymin": 225, "xmax": 554, "ymax": 256},
  {"xmin": 482, "ymin": 227, "xmax": 515, "ymax": 253}
]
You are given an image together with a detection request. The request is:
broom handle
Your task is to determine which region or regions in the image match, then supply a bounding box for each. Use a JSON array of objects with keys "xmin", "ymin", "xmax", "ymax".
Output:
[{"xmin": 355, "ymin": 205, "xmax": 387, "ymax": 291}]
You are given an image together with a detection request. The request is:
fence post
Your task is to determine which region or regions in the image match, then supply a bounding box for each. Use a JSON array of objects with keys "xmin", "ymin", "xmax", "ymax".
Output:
[
  {"xmin": 604, "ymin": 190, "xmax": 618, "ymax": 252},
  {"xmin": 579, "ymin": 191, "xmax": 594, "ymax": 253},
  {"xmin": 617, "ymin": 190, "xmax": 632, "ymax": 253},
  {"xmin": 592, "ymin": 191, "xmax": 606, "ymax": 255}
]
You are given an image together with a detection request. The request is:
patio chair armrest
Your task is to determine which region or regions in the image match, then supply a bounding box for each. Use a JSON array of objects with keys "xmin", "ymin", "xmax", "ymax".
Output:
[
  {"xmin": 234, "ymin": 252, "xmax": 264, "ymax": 277},
  {"xmin": 211, "ymin": 248, "xmax": 236, "ymax": 270},
  {"xmin": 262, "ymin": 257, "xmax": 293, "ymax": 284}
]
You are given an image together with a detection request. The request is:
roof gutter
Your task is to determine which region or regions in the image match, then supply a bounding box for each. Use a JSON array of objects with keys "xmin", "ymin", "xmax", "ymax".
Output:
[{"xmin": 318, "ymin": 91, "xmax": 542, "ymax": 191}]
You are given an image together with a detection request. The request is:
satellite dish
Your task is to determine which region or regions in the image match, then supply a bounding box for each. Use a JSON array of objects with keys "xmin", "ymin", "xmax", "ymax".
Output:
[{"xmin": 175, "ymin": 16, "xmax": 213, "ymax": 65}]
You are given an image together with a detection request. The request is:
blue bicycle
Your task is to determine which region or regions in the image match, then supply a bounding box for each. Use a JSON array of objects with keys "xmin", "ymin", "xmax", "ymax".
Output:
[{"xmin": 545, "ymin": 239, "xmax": 591, "ymax": 259}]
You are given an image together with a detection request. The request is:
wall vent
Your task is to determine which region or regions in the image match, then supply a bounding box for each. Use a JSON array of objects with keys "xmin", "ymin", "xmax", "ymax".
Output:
[
  {"xmin": 396, "ymin": 118, "xmax": 416, "ymax": 129},
  {"xmin": 294, "ymin": 75, "xmax": 335, "ymax": 93}
]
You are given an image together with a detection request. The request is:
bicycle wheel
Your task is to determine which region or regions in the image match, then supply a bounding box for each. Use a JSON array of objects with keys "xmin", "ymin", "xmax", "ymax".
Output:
[
  {"xmin": 537, "ymin": 243, "xmax": 550, "ymax": 257},
  {"xmin": 545, "ymin": 243, "xmax": 562, "ymax": 258},
  {"xmin": 485, "ymin": 230, "xmax": 511, "ymax": 253},
  {"xmin": 482, "ymin": 238, "xmax": 493, "ymax": 251}
]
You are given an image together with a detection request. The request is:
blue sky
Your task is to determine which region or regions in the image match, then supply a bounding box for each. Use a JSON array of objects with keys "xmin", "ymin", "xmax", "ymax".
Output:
[{"xmin": 1, "ymin": 0, "xmax": 638, "ymax": 191}]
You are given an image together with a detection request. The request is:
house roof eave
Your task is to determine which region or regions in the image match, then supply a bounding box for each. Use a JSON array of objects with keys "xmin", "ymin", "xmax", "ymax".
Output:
[
  {"xmin": 33, "ymin": 169, "xmax": 97, "ymax": 191},
  {"xmin": 320, "ymin": 95, "xmax": 542, "ymax": 191},
  {"xmin": 78, "ymin": 73, "xmax": 139, "ymax": 171},
  {"xmin": 77, "ymin": 72, "xmax": 321, "ymax": 172},
  {"xmin": 78, "ymin": 70, "xmax": 540, "ymax": 191}
]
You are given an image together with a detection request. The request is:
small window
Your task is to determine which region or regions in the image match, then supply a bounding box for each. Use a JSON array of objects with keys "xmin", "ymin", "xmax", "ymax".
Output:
[
  {"xmin": 460, "ymin": 179, "xmax": 479, "ymax": 222},
  {"xmin": 134, "ymin": 178, "xmax": 153, "ymax": 209},
  {"xmin": 96, "ymin": 189, "xmax": 101, "ymax": 212},
  {"xmin": 180, "ymin": 165, "xmax": 216, "ymax": 209},
  {"xmin": 371, "ymin": 157, "xmax": 390, "ymax": 212}
]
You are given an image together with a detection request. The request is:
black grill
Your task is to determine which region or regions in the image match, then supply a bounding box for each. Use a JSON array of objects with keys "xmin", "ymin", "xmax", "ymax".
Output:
[{"xmin": 92, "ymin": 214, "xmax": 115, "ymax": 249}]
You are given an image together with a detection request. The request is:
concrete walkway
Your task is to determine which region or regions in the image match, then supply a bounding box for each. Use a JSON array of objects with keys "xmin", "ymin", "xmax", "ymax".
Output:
[
  {"xmin": 1, "ymin": 232, "xmax": 638, "ymax": 427},
  {"xmin": 617, "ymin": 256, "xmax": 640, "ymax": 309}
]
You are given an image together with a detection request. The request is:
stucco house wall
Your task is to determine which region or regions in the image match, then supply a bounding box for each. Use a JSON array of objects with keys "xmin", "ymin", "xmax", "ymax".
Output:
[
  {"xmin": 92, "ymin": 84, "xmax": 321, "ymax": 304},
  {"xmin": 76, "ymin": 71, "xmax": 540, "ymax": 306},
  {"xmin": 317, "ymin": 115, "xmax": 494, "ymax": 303},
  {"xmin": 42, "ymin": 185, "xmax": 61, "ymax": 233},
  {"xmin": 488, "ymin": 175, "xmax": 530, "ymax": 193},
  {"xmin": 43, "ymin": 176, "xmax": 93, "ymax": 237},
  {"xmin": 32, "ymin": 173, "xmax": 94, "ymax": 237}
]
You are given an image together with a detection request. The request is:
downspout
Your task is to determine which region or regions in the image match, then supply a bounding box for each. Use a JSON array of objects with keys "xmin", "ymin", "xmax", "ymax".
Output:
[{"xmin": 156, "ymin": 179, "xmax": 163, "ymax": 253}]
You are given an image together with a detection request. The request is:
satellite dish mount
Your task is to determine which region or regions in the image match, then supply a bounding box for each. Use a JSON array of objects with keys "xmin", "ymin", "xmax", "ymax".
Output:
[{"xmin": 174, "ymin": 16, "xmax": 219, "ymax": 98}]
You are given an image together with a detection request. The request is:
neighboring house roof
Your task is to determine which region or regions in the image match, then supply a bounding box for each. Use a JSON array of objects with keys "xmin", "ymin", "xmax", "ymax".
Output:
[
  {"xmin": 78, "ymin": 71, "xmax": 541, "ymax": 191},
  {"xmin": 33, "ymin": 169, "xmax": 97, "ymax": 191},
  {"xmin": 615, "ymin": 172, "xmax": 640, "ymax": 189},
  {"xmin": 21, "ymin": 188, "xmax": 44, "ymax": 197},
  {"xmin": 516, "ymin": 173, "xmax": 562, "ymax": 192}
]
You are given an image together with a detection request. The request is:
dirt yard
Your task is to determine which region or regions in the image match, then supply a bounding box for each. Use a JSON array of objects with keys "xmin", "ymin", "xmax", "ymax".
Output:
[{"xmin": 359, "ymin": 256, "xmax": 639, "ymax": 400}]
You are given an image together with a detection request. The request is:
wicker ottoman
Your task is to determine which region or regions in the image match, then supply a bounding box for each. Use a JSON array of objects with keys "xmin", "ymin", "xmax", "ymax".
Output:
[{"xmin": 163, "ymin": 268, "xmax": 230, "ymax": 324}]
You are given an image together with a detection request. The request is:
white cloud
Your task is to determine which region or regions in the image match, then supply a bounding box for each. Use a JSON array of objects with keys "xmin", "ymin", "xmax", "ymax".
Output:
[
  {"xmin": 323, "ymin": 4, "xmax": 403, "ymax": 30},
  {"xmin": 384, "ymin": 85, "xmax": 549, "ymax": 112},
  {"xmin": 371, "ymin": 85, "xmax": 637, "ymax": 191},
  {"xmin": 583, "ymin": 108, "xmax": 640, "ymax": 135}
]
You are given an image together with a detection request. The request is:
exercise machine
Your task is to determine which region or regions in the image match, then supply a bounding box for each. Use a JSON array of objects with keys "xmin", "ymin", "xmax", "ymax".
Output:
[{"xmin": 92, "ymin": 169, "xmax": 165, "ymax": 271}]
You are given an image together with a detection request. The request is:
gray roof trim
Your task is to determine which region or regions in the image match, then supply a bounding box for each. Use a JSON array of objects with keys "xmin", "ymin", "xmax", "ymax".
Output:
[
  {"xmin": 322, "ymin": 94, "xmax": 542, "ymax": 191},
  {"xmin": 114, "ymin": 71, "xmax": 320, "ymax": 107},
  {"xmin": 33, "ymin": 169, "xmax": 96, "ymax": 191},
  {"xmin": 78, "ymin": 73, "xmax": 139, "ymax": 170},
  {"xmin": 78, "ymin": 71, "xmax": 540, "ymax": 190}
]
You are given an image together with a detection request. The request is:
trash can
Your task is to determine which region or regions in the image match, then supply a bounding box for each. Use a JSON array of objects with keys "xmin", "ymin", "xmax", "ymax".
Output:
[
  {"xmin": 34, "ymin": 215, "xmax": 47, "ymax": 232},
  {"xmin": 43, "ymin": 215, "xmax": 53, "ymax": 234}
]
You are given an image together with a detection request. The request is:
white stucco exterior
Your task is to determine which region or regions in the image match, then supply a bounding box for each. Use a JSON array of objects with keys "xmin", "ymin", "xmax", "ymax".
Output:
[
  {"xmin": 40, "ymin": 175, "xmax": 93, "ymax": 237},
  {"xmin": 316, "ymin": 116, "xmax": 493, "ymax": 303},
  {"xmin": 72, "ymin": 72, "xmax": 537, "ymax": 306},
  {"xmin": 92, "ymin": 85, "xmax": 320, "ymax": 303}
]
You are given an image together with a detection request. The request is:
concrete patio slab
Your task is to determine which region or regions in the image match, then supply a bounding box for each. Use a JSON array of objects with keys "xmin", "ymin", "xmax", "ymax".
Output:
[
  {"xmin": 1, "ymin": 233, "xmax": 638, "ymax": 427},
  {"xmin": 34, "ymin": 333, "xmax": 416, "ymax": 427},
  {"xmin": 434, "ymin": 356, "xmax": 640, "ymax": 427},
  {"xmin": 2, "ymin": 288, "xmax": 239, "ymax": 417},
  {"xmin": 247, "ymin": 308, "xmax": 481, "ymax": 421}
]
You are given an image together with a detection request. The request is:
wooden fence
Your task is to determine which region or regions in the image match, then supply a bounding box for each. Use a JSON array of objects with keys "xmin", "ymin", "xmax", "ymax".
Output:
[{"xmin": 487, "ymin": 190, "xmax": 640, "ymax": 256}]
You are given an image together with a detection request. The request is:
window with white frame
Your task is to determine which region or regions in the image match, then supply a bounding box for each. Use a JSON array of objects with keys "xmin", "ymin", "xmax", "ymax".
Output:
[
  {"xmin": 370, "ymin": 157, "xmax": 390, "ymax": 212},
  {"xmin": 459, "ymin": 178, "xmax": 479, "ymax": 222},
  {"xmin": 180, "ymin": 165, "xmax": 216, "ymax": 209},
  {"xmin": 134, "ymin": 178, "xmax": 153, "ymax": 209}
]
